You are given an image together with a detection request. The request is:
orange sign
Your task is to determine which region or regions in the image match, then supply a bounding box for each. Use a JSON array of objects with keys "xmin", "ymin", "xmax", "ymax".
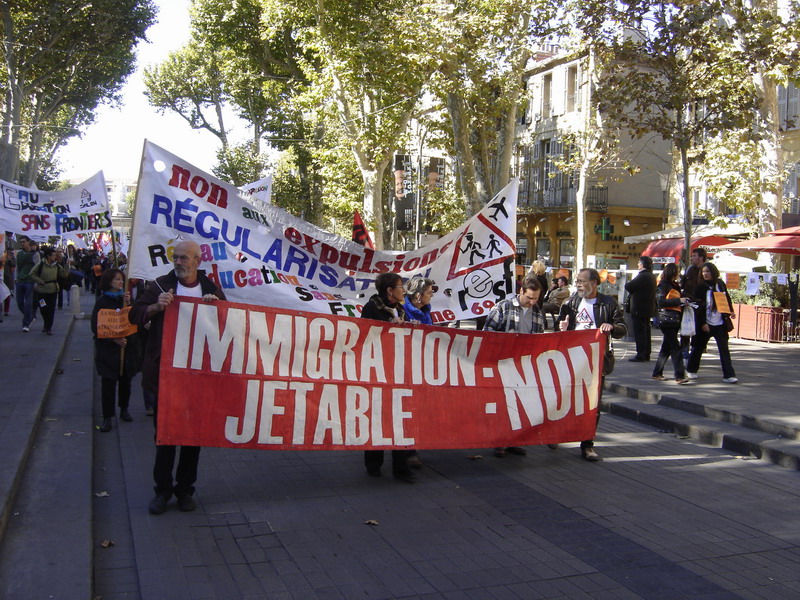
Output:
[
  {"xmin": 97, "ymin": 307, "xmax": 138, "ymax": 339},
  {"xmin": 713, "ymin": 292, "xmax": 733, "ymax": 314}
]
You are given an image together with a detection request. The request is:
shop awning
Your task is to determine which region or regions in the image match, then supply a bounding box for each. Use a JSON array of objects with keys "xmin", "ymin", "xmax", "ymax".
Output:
[
  {"xmin": 640, "ymin": 235, "xmax": 733, "ymax": 262},
  {"xmin": 623, "ymin": 223, "xmax": 749, "ymax": 245},
  {"xmin": 718, "ymin": 235, "xmax": 800, "ymax": 255}
]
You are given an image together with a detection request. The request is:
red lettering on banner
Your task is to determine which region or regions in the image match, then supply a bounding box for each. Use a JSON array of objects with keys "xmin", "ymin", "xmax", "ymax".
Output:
[{"xmin": 157, "ymin": 300, "xmax": 604, "ymax": 450}]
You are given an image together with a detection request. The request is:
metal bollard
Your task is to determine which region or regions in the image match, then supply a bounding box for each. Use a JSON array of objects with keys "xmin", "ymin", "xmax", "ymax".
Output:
[{"xmin": 69, "ymin": 285, "xmax": 81, "ymax": 316}]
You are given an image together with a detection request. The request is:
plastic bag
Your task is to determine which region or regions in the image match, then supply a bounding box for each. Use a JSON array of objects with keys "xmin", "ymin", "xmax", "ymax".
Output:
[{"xmin": 680, "ymin": 305, "xmax": 696, "ymax": 337}]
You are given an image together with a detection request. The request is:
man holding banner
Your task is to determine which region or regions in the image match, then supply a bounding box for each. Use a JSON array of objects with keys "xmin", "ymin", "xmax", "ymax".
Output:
[
  {"xmin": 558, "ymin": 268, "xmax": 626, "ymax": 462},
  {"xmin": 130, "ymin": 240, "xmax": 225, "ymax": 515},
  {"xmin": 483, "ymin": 276, "xmax": 546, "ymax": 458}
]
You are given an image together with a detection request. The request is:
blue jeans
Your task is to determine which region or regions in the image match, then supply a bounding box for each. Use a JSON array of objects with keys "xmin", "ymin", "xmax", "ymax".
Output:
[{"xmin": 15, "ymin": 281, "xmax": 35, "ymax": 328}]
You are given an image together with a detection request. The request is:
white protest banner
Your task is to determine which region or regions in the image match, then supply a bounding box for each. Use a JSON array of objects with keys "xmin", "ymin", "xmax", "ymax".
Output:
[
  {"xmin": 0, "ymin": 173, "xmax": 112, "ymax": 238},
  {"xmin": 129, "ymin": 141, "xmax": 518, "ymax": 322}
]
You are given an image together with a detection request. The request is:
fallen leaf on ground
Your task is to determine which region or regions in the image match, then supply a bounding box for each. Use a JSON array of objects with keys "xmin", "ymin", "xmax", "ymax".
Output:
[
  {"xmin": 94, "ymin": 491, "xmax": 110, "ymax": 498},
  {"xmin": 364, "ymin": 520, "xmax": 379, "ymax": 526},
  {"xmin": 100, "ymin": 540, "xmax": 115, "ymax": 548},
  {"xmin": 43, "ymin": 417, "xmax": 57, "ymax": 422}
]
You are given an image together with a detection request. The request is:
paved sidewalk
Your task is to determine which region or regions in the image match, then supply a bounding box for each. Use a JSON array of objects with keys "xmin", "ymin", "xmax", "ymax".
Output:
[{"xmin": 604, "ymin": 331, "xmax": 800, "ymax": 468}]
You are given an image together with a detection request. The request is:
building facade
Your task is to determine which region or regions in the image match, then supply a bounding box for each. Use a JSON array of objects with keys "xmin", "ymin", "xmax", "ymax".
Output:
[{"xmin": 515, "ymin": 48, "xmax": 670, "ymax": 272}]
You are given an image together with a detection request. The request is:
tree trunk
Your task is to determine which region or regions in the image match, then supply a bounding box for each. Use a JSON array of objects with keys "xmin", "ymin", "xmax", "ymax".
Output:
[
  {"xmin": 679, "ymin": 144, "xmax": 692, "ymax": 268},
  {"xmin": 446, "ymin": 90, "xmax": 481, "ymax": 216},
  {"xmin": 574, "ymin": 50, "xmax": 597, "ymax": 274},
  {"xmin": 360, "ymin": 158, "xmax": 390, "ymax": 251}
]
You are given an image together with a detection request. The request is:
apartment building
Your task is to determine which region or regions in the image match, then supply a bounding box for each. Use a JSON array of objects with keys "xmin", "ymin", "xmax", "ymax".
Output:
[
  {"xmin": 515, "ymin": 47, "xmax": 671, "ymax": 271},
  {"xmin": 780, "ymin": 81, "xmax": 800, "ymax": 224}
]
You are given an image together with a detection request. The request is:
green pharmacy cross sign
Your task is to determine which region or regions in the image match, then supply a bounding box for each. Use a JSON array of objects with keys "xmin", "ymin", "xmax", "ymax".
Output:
[{"xmin": 594, "ymin": 217, "xmax": 614, "ymax": 241}]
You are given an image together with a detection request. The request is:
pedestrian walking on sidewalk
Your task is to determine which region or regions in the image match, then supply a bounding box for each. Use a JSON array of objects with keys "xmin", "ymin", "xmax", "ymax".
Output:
[
  {"xmin": 91, "ymin": 268, "xmax": 142, "ymax": 433},
  {"xmin": 14, "ymin": 237, "xmax": 39, "ymax": 331},
  {"xmin": 624, "ymin": 255, "xmax": 657, "ymax": 362},
  {"xmin": 558, "ymin": 268, "xmax": 627, "ymax": 461},
  {"xmin": 652, "ymin": 263, "xmax": 690, "ymax": 383},
  {"xmin": 484, "ymin": 276, "xmax": 546, "ymax": 458},
  {"xmin": 29, "ymin": 247, "xmax": 66, "ymax": 335},
  {"xmin": 686, "ymin": 262, "xmax": 738, "ymax": 383},
  {"xmin": 130, "ymin": 240, "xmax": 225, "ymax": 514},
  {"xmin": 679, "ymin": 247, "xmax": 707, "ymax": 362}
]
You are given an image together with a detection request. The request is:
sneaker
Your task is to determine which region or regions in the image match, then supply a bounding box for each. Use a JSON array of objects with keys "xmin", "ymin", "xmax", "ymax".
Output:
[
  {"xmin": 177, "ymin": 495, "xmax": 197, "ymax": 512},
  {"xmin": 675, "ymin": 378, "xmax": 690, "ymax": 385},
  {"xmin": 582, "ymin": 448, "xmax": 601, "ymax": 462},
  {"xmin": 722, "ymin": 377, "xmax": 739, "ymax": 384},
  {"xmin": 148, "ymin": 494, "xmax": 170, "ymax": 515},
  {"xmin": 22, "ymin": 326, "xmax": 29, "ymax": 332},
  {"xmin": 686, "ymin": 372, "xmax": 698, "ymax": 380}
]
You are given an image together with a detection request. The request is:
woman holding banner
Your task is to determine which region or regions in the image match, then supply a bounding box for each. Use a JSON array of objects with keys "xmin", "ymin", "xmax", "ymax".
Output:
[
  {"xmin": 686, "ymin": 262, "xmax": 737, "ymax": 383},
  {"xmin": 91, "ymin": 268, "xmax": 142, "ymax": 432},
  {"xmin": 403, "ymin": 276, "xmax": 437, "ymax": 470},
  {"xmin": 361, "ymin": 272, "xmax": 416, "ymax": 483}
]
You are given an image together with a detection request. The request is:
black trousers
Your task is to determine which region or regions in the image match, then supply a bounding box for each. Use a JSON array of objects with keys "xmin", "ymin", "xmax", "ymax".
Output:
[
  {"xmin": 38, "ymin": 292, "xmax": 57, "ymax": 331},
  {"xmin": 653, "ymin": 325, "xmax": 685, "ymax": 379},
  {"xmin": 364, "ymin": 450, "xmax": 412, "ymax": 475},
  {"xmin": 101, "ymin": 376, "xmax": 131, "ymax": 418},
  {"xmin": 631, "ymin": 315, "xmax": 652, "ymax": 360},
  {"xmin": 687, "ymin": 324, "xmax": 736, "ymax": 379},
  {"xmin": 152, "ymin": 391, "xmax": 201, "ymax": 498},
  {"xmin": 580, "ymin": 376, "xmax": 604, "ymax": 450}
]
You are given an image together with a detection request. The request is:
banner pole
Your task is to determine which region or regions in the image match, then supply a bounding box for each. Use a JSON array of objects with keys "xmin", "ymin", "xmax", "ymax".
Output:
[{"xmin": 124, "ymin": 139, "xmax": 150, "ymax": 286}]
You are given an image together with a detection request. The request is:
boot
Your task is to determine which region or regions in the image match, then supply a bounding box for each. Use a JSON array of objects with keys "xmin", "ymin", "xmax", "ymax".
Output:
[{"xmin": 100, "ymin": 418, "xmax": 112, "ymax": 433}]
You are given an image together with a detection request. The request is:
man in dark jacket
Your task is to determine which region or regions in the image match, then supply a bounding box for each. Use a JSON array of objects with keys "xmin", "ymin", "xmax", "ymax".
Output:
[
  {"xmin": 129, "ymin": 241, "xmax": 225, "ymax": 515},
  {"xmin": 624, "ymin": 256, "xmax": 657, "ymax": 362},
  {"xmin": 558, "ymin": 268, "xmax": 627, "ymax": 461}
]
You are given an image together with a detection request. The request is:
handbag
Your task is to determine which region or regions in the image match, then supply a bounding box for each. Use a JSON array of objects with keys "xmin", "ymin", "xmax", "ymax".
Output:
[
  {"xmin": 680, "ymin": 305, "xmax": 696, "ymax": 337},
  {"xmin": 722, "ymin": 314, "xmax": 734, "ymax": 333}
]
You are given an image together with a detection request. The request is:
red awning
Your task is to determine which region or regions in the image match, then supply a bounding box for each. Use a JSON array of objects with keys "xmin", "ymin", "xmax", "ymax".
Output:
[
  {"xmin": 641, "ymin": 235, "xmax": 733, "ymax": 262},
  {"xmin": 718, "ymin": 235, "xmax": 800, "ymax": 255}
]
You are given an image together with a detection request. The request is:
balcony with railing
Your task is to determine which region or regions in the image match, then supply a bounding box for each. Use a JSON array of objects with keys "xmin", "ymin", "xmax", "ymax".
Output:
[{"xmin": 519, "ymin": 184, "xmax": 608, "ymax": 213}]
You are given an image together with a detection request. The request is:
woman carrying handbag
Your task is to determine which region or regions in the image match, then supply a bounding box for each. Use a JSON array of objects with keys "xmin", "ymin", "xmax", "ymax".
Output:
[
  {"xmin": 652, "ymin": 263, "xmax": 691, "ymax": 384},
  {"xmin": 686, "ymin": 262, "xmax": 738, "ymax": 383}
]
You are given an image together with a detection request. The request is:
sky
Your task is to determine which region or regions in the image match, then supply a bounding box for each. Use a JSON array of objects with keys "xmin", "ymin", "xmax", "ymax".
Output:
[{"xmin": 59, "ymin": 0, "xmax": 235, "ymax": 183}]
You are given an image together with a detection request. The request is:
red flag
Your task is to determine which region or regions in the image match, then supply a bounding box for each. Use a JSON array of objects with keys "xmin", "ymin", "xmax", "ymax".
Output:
[{"xmin": 352, "ymin": 210, "xmax": 375, "ymax": 249}]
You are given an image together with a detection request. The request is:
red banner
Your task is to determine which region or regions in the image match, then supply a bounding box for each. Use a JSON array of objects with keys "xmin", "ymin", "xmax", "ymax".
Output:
[{"xmin": 157, "ymin": 300, "xmax": 604, "ymax": 450}]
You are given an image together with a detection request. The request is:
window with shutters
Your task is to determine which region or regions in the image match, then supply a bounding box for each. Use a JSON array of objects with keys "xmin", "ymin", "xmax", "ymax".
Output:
[
  {"xmin": 542, "ymin": 74, "xmax": 552, "ymax": 118},
  {"xmin": 566, "ymin": 66, "xmax": 578, "ymax": 113}
]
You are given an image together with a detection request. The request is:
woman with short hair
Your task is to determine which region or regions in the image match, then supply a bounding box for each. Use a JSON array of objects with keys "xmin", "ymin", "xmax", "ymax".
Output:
[
  {"xmin": 91, "ymin": 268, "xmax": 142, "ymax": 432},
  {"xmin": 361, "ymin": 272, "xmax": 415, "ymax": 482}
]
